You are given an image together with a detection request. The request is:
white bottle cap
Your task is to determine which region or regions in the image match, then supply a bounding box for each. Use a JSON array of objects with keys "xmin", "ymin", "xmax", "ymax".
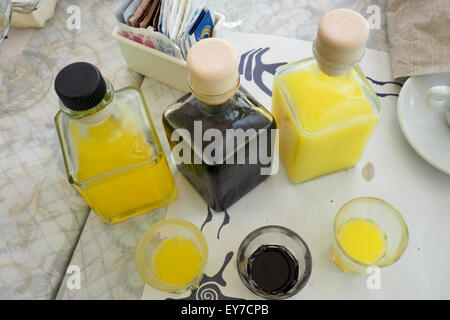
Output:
[
  {"xmin": 314, "ymin": 9, "xmax": 369, "ymax": 76},
  {"xmin": 187, "ymin": 38, "xmax": 240, "ymax": 105}
]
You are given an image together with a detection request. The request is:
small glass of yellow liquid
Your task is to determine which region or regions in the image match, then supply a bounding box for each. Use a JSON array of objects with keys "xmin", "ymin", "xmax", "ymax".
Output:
[
  {"xmin": 332, "ymin": 197, "xmax": 408, "ymax": 274},
  {"xmin": 135, "ymin": 219, "xmax": 208, "ymax": 293}
]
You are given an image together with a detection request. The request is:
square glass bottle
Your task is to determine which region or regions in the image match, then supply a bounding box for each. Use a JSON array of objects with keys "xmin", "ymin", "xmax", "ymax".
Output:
[
  {"xmin": 272, "ymin": 9, "xmax": 381, "ymax": 183},
  {"xmin": 163, "ymin": 39, "xmax": 276, "ymax": 211},
  {"xmin": 54, "ymin": 62, "xmax": 177, "ymax": 223}
]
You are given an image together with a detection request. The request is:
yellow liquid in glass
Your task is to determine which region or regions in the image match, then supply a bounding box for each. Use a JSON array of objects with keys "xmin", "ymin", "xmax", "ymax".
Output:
[
  {"xmin": 272, "ymin": 63, "xmax": 380, "ymax": 183},
  {"xmin": 338, "ymin": 218, "xmax": 386, "ymax": 264},
  {"xmin": 72, "ymin": 107, "xmax": 176, "ymax": 223},
  {"xmin": 152, "ymin": 237, "xmax": 203, "ymax": 287}
]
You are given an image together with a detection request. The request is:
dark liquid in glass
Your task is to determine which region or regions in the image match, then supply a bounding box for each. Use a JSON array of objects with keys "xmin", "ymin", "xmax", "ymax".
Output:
[
  {"xmin": 247, "ymin": 245, "xmax": 299, "ymax": 296},
  {"xmin": 163, "ymin": 88, "xmax": 276, "ymax": 211}
]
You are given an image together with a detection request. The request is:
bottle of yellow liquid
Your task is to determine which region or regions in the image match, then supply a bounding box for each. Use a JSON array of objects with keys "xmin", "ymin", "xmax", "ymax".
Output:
[
  {"xmin": 54, "ymin": 62, "xmax": 177, "ymax": 224},
  {"xmin": 272, "ymin": 9, "xmax": 381, "ymax": 183}
]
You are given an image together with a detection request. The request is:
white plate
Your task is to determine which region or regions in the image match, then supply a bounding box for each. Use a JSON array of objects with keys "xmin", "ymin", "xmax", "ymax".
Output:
[{"xmin": 398, "ymin": 73, "xmax": 450, "ymax": 174}]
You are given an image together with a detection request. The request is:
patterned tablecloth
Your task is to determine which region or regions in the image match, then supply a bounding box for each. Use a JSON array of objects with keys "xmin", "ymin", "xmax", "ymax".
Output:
[{"xmin": 0, "ymin": 0, "xmax": 390, "ymax": 299}]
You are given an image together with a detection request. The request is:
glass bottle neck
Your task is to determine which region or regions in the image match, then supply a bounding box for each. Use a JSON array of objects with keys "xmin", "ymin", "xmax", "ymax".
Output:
[
  {"xmin": 312, "ymin": 42, "xmax": 359, "ymax": 77},
  {"xmin": 196, "ymin": 90, "xmax": 240, "ymax": 116},
  {"xmin": 59, "ymin": 78, "xmax": 115, "ymax": 126},
  {"xmin": 189, "ymin": 74, "xmax": 240, "ymax": 106},
  {"xmin": 313, "ymin": 63, "xmax": 352, "ymax": 79}
]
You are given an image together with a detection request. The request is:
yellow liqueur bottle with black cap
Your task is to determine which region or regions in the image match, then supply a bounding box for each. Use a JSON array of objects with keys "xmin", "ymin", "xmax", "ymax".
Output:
[{"xmin": 54, "ymin": 62, "xmax": 177, "ymax": 224}]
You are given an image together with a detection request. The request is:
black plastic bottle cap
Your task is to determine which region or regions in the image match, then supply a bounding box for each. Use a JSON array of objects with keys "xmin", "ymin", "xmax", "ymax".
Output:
[{"xmin": 54, "ymin": 62, "xmax": 107, "ymax": 111}]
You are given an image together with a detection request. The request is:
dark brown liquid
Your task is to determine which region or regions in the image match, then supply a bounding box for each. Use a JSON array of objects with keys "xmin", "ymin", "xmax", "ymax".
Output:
[
  {"xmin": 163, "ymin": 88, "xmax": 276, "ymax": 211},
  {"xmin": 248, "ymin": 245, "xmax": 299, "ymax": 296}
]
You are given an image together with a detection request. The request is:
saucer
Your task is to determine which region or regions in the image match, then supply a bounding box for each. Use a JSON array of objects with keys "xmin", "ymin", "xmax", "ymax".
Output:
[{"xmin": 397, "ymin": 73, "xmax": 450, "ymax": 174}]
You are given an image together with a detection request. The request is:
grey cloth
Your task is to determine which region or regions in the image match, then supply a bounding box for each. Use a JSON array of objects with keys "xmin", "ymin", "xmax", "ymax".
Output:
[
  {"xmin": 115, "ymin": 0, "xmax": 134, "ymax": 23},
  {"xmin": 123, "ymin": 0, "xmax": 144, "ymax": 26},
  {"xmin": 387, "ymin": 0, "xmax": 450, "ymax": 79}
]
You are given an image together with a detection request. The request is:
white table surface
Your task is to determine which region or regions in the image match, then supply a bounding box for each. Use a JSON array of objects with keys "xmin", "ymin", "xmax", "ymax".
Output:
[{"xmin": 140, "ymin": 32, "xmax": 450, "ymax": 300}]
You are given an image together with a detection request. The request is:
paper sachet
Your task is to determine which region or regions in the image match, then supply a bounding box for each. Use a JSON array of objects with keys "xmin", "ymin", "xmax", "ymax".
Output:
[{"xmin": 117, "ymin": 23, "xmax": 183, "ymax": 59}]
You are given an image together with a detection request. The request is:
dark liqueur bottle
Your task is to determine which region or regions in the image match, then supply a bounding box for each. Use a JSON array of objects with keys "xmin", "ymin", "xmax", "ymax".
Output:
[{"xmin": 163, "ymin": 38, "xmax": 277, "ymax": 211}]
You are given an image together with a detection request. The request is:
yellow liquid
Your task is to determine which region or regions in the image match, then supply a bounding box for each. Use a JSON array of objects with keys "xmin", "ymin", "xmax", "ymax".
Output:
[
  {"xmin": 338, "ymin": 218, "xmax": 386, "ymax": 264},
  {"xmin": 272, "ymin": 63, "xmax": 380, "ymax": 183},
  {"xmin": 151, "ymin": 237, "xmax": 203, "ymax": 287},
  {"xmin": 72, "ymin": 106, "xmax": 176, "ymax": 223}
]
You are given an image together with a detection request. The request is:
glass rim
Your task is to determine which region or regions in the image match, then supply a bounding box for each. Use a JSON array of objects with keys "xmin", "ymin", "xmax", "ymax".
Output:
[
  {"xmin": 135, "ymin": 218, "xmax": 209, "ymax": 292},
  {"xmin": 0, "ymin": 0, "xmax": 12, "ymax": 42},
  {"xmin": 236, "ymin": 225, "xmax": 312, "ymax": 299},
  {"xmin": 333, "ymin": 197, "xmax": 409, "ymax": 268}
]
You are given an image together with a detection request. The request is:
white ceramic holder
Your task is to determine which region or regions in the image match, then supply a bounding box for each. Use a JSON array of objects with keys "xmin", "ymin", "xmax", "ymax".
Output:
[{"xmin": 112, "ymin": 12, "xmax": 225, "ymax": 93}]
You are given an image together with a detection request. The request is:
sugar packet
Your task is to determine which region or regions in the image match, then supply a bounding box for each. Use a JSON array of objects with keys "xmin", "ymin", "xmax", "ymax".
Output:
[
  {"xmin": 122, "ymin": 0, "xmax": 143, "ymax": 26},
  {"xmin": 151, "ymin": 27, "xmax": 183, "ymax": 59},
  {"xmin": 165, "ymin": 0, "xmax": 180, "ymax": 38},
  {"xmin": 129, "ymin": 0, "xmax": 152, "ymax": 27},
  {"xmin": 188, "ymin": 8, "xmax": 213, "ymax": 42},
  {"xmin": 115, "ymin": 0, "xmax": 133, "ymax": 24},
  {"xmin": 178, "ymin": 7, "xmax": 213, "ymax": 57},
  {"xmin": 118, "ymin": 23, "xmax": 183, "ymax": 59},
  {"xmin": 159, "ymin": 0, "xmax": 172, "ymax": 34},
  {"xmin": 138, "ymin": 0, "xmax": 161, "ymax": 28},
  {"xmin": 169, "ymin": 0, "xmax": 186, "ymax": 42},
  {"xmin": 176, "ymin": 0, "xmax": 197, "ymax": 45}
]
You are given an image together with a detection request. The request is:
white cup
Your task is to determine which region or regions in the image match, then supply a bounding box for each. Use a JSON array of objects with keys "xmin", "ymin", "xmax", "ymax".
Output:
[{"xmin": 426, "ymin": 85, "xmax": 450, "ymax": 126}]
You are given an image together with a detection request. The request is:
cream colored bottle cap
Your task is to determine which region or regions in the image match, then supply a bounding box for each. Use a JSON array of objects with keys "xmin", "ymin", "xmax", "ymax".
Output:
[
  {"xmin": 314, "ymin": 9, "xmax": 369, "ymax": 74},
  {"xmin": 187, "ymin": 38, "xmax": 240, "ymax": 105}
]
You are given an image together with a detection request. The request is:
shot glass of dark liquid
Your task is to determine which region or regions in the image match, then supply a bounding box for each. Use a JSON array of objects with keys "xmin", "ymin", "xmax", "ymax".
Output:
[{"xmin": 237, "ymin": 226, "xmax": 312, "ymax": 299}]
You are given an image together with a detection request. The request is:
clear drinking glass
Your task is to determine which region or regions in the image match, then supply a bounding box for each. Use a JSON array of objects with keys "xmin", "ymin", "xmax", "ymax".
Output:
[
  {"xmin": 332, "ymin": 197, "xmax": 409, "ymax": 274},
  {"xmin": 135, "ymin": 219, "xmax": 209, "ymax": 293},
  {"xmin": 0, "ymin": 0, "xmax": 52, "ymax": 115}
]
